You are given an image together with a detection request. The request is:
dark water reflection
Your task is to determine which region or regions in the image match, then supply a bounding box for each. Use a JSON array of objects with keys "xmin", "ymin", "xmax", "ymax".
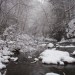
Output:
[{"xmin": 5, "ymin": 52, "xmax": 75, "ymax": 75}]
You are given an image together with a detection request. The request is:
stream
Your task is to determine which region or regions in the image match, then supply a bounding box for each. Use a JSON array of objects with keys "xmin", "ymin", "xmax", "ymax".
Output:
[{"xmin": 5, "ymin": 48, "xmax": 75, "ymax": 75}]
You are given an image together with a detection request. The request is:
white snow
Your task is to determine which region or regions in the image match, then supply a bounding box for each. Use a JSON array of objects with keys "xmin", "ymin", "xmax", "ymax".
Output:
[
  {"xmin": 10, "ymin": 57, "xmax": 18, "ymax": 61},
  {"xmin": 0, "ymin": 42, "xmax": 18, "ymax": 69},
  {"xmin": 44, "ymin": 38, "xmax": 57, "ymax": 42},
  {"xmin": 28, "ymin": 56, "xmax": 32, "ymax": 59},
  {"xmin": 38, "ymin": 0, "xmax": 45, "ymax": 4},
  {"xmin": 73, "ymin": 51, "xmax": 75, "ymax": 54},
  {"xmin": 39, "ymin": 48, "xmax": 75, "ymax": 65},
  {"xmin": 62, "ymin": 57, "xmax": 75, "ymax": 63},
  {"xmin": 0, "ymin": 57, "xmax": 9, "ymax": 63},
  {"xmin": 0, "ymin": 57, "xmax": 4, "ymax": 62},
  {"xmin": 41, "ymin": 44, "xmax": 46, "ymax": 47},
  {"xmin": 31, "ymin": 61, "xmax": 36, "ymax": 63},
  {"xmin": 2, "ymin": 50, "xmax": 11, "ymax": 56},
  {"xmin": 56, "ymin": 45, "xmax": 75, "ymax": 48},
  {"xmin": 0, "ymin": 46, "xmax": 14, "ymax": 56},
  {"xmin": 71, "ymin": 51, "xmax": 75, "ymax": 55},
  {"xmin": 0, "ymin": 48, "xmax": 15, "ymax": 69},
  {"xmin": 0, "ymin": 53, "xmax": 18, "ymax": 69},
  {"xmin": 0, "ymin": 63, "xmax": 6, "ymax": 69},
  {"xmin": 45, "ymin": 72, "xmax": 60, "ymax": 75},
  {"xmin": 2, "ymin": 56, "xmax": 10, "ymax": 63},
  {"xmin": 2, "ymin": 59, "xmax": 9, "ymax": 63},
  {"xmin": 34, "ymin": 58, "xmax": 39, "ymax": 61},
  {"xmin": 47, "ymin": 43, "xmax": 54, "ymax": 48},
  {"xmin": 58, "ymin": 39, "xmax": 69, "ymax": 44},
  {"xmin": 7, "ymin": 41, "xmax": 15, "ymax": 44},
  {"xmin": 0, "ymin": 40, "xmax": 5, "ymax": 44},
  {"xmin": 16, "ymin": 34, "xmax": 38, "ymax": 52}
]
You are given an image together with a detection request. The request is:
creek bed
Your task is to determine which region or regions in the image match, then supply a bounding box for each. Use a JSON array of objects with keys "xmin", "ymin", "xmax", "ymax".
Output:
[{"xmin": 5, "ymin": 49, "xmax": 75, "ymax": 75}]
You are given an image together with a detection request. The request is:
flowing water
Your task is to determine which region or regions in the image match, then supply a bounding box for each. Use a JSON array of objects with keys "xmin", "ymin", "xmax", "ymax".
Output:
[{"xmin": 5, "ymin": 47, "xmax": 75, "ymax": 75}]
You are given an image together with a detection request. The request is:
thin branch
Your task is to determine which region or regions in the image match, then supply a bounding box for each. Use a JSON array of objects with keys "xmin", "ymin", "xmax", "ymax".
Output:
[{"xmin": 65, "ymin": 4, "xmax": 75, "ymax": 12}]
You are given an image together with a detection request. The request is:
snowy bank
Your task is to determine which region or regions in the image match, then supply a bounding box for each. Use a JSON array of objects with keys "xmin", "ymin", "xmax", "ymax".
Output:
[
  {"xmin": 0, "ymin": 45, "xmax": 18, "ymax": 69},
  {"xmin": 71, "ymin": 51, "xmax": 75, "ymax": 56},
  {"xmin": 39, "ymin": 48, "xmax": 75, "ymax": 65},
  {"xmin": 72, "ymin": 51, "xmax": 75, "ymax": 55},
  {"xmin": 45, "ymin": 72, "xmax": 60, "ymax": 75},
  {"xmin": 47, "ymin": 43, "xmax": 54, "ymax": 48},
  {"xmin": 56, "ymin": 44, "xmax": 75, "ymax": 48}
]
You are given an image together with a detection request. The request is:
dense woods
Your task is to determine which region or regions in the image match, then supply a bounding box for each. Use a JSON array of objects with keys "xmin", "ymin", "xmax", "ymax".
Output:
[{"xmin": 0, "ymin": 0, "xmax": 75, "ymax": 41}]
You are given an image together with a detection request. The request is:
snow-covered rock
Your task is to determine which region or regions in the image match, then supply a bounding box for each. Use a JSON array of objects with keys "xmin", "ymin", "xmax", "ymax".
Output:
[
  {"xmin": 40, "ymin": 44, "xmax": 46, "ymax": 47},
  {"xmin": 0, "ymin": 40, "xmax": 5, "ymax": 44},
  {"xmin": 39, "ymin": 49, "xmax": 75, "ymax": 65},
  {"xmin": 62, "ymin": 57, "xmax": 75, "ymax": 63},
  {"xmin": 71, "ymin": 51, "xmax": 75, "ymax": 56},
  {"xmin": 2, "ymin": 56, "xmax": 10, "ymax": 60},
  {"xmin": 3, "ymin": 46, "xmax": 9, "ymax": 51},
  {"xmin": 0, "ymin": 56, "xmax": 10, "ymax": 63},
  {"xmin": 28, "ymin": 56, "xmax": 32, "ymax": 59},
  {"xmin": 72, "ymin": 51, "xmax": 75, "ymax": 54},
  {"xmin": 0, "ymin": 41, "xmax": 18, "ymax": 69},
  {"xmin": 34, "ymin": 58, "xmax": 39, "ymax": 61},
  {"xmin": 15, "ymin": 34, "xmax": 38, "ymax": 52},
  {"xmin": 45, "ymin": 72, "xmax": 60, "ymax": 75},
  {"xmin": 1, "ymin": 46, "xmax": 14, "ymax": 56},
  {"xmin": 30, "ymin": 58, "xmax": 39, "ymax": 63},
  {"xmin": 44, "ymin": 38, "xmax": 57, "ymax": 42},
  {"xmin": 2, "ymin": 56, "xmax": 10, "ymax": 63},
  {"xmin": 10, "ymin": 57, "xmax": 18, "ymax": 61},
  {"xmin": 7, "ymin": 41, "xmax": 15, "ymax": 44},
  {"xmin": 2, "ymin": 59, "xmax": 9, "ymax": 63},
  {"xmin": 2, "ymin": 50, "xmax": 11, "ymax": 56},
  {"xmin": 57, "ymin": 45, "xmax": 75, "ymax": 48},
  {"xmin": 47, "ymin": 43, "xmax": 54, "ymax": 48},
  {"xmin": 0, "ymin": 63, "xmax": 6, "ymax": 69},
  {"xmin": 0, "ymin": 57, "xmax": 4, "ymax": 63}
]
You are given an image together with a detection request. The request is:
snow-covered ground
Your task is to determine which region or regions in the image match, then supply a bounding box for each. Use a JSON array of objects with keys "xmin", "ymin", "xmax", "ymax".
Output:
[
  {"xmin": 72, "ymin": 51, "xmax": 75, "ymax": 54},
  {"xmin": 39, "ymin": 48, "xmax": 75, "ymax": 65},
  {"xmin": 47, "ymin": 43, "xmax": 54, "ymax": 48},
  {"xmin": 71, "ymin": 51, "xmax": 75, "ymax": 55},
  {"xmin": 0, "ymin": 40, "xmax": 18, "ymax": 70},
  {"xmin": 45, "ymin": 72, "xmax": 60, "ymax": 75},
  {"xmin": 56, "ymin": 45, "xmax": 75, "ymax": 48}
]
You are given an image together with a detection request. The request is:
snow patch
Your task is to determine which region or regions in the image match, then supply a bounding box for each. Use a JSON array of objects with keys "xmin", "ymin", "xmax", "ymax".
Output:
[
  {"xmin": 71, "ymin": 51, "xmax": 75, "ymax": 55},
  {"xmin": 45, "ymin": 72, "xmax": 60, "ymax": 75},
  {"xmin": 0, "ymin": 63, "xmax": 6, "ymax": 69},
  {"xmin": 34, "ymin": 58, "xmax": 39, "ymax": 61},
  {"xmin": 47, "ymin": 43, "xmax": 54, "ymax": 48},
  {"xmin": 28, "ymin": 56, "xmax": 32, "ymax": 59},
  {"xmin": 0, "ymin": 40, "xmax": 5, "ymax": 44},
  {"xmin": 73, "ymin": 51, "xmax": 75, "ymax": 54},
  {"xmin": 40, "ymin": 44, "xmax": 46, "ymax": 47},
  {"xmin": 39, "ymin": 49, "xmax": 75, "ymax": 65},
  {"xmin": 10, "ymin": 57, "xmax": 18, "ymax": 61},
  {"xmin": 0, "ymin": 42, "xmax": 18, "ymax": 69},
  {"xmin": 56, "ymin": 45, "xmax": 75, "ymax": 48}
]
